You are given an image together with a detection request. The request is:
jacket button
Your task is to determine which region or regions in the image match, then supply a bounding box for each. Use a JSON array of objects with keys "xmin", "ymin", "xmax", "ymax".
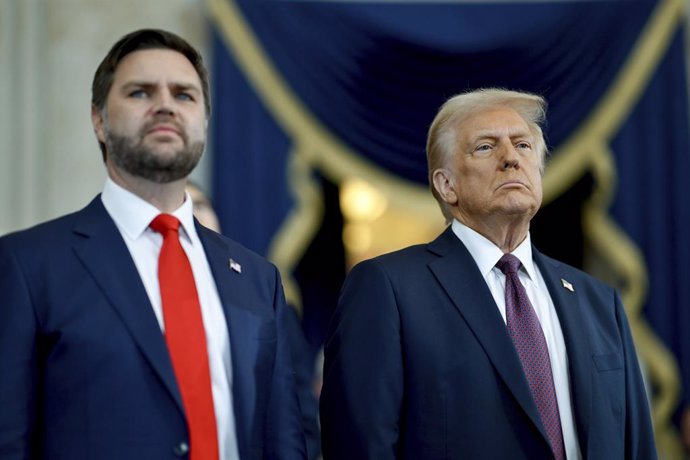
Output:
[{"xmin": 173, "ymin": 441, "xmax": 189, "ymax": 457}]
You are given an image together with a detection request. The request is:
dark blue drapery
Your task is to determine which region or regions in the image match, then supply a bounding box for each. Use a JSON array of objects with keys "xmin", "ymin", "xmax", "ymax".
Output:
[{"xmin": 209, "ymin": 1, "xmax": 690, "ymax": 454}]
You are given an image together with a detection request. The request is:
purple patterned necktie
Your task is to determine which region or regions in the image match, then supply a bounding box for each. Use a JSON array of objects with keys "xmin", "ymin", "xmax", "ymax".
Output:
[{"xmin": 496, "ymin": 254, "xmax": 566, "ymax": 460}]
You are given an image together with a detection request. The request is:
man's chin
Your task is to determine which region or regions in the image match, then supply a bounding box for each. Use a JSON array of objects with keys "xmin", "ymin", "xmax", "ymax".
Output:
[
  {"xmin": 113, "ymin": 154, "xmax": 199, "ymax": 184},
  {"xmin": 142, "ymin": 142, "xmax": 184, "ymax": 158},
  {"xmin": 131, "ymin": 168, "xmax": 191, "ymax": 184},
  {"xmin": 496, "ymin": 198, "xmax": 540, "ymax": 217}
]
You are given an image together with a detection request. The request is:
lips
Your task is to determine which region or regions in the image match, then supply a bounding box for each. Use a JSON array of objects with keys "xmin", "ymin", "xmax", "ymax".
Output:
[
  {"xmin": 497, "ymin": 180, "xmax": 527, "ymax": 190},
  {"xmin": 147, "ymin": 124, "xmax": 180, "ymax": 135}
]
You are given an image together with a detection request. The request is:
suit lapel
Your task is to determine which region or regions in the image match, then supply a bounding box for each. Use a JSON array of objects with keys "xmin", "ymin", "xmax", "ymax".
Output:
[
  {"xmin": 533, "ymin": 249, "xmax": 593, "ymax": 453},
  {"xmin": 197, "ymin": 224, "xmax": 263, "ymax": 458},
  {"xmin": 71, "ymin": 197, "xmax": 183, "ymax": 411},
  {"xmin": 427, "ymin": 228, "xmax": 551, "ymax": 445}
]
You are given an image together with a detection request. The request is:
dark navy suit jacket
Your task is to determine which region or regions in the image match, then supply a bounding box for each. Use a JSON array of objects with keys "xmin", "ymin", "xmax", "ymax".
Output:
[
  {"xmin": 320, "ymin": 227, "xmax": 656, "ymax": 459},
  {"xmin": 0, "ymin": 197, "xmax": 306, "ymax": 459}
]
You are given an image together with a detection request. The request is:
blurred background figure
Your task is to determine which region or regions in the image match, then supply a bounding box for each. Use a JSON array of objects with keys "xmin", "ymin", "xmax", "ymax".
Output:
[{"xmin": 187, "ymin": 180, "xmax": 221, "ymax": 232}]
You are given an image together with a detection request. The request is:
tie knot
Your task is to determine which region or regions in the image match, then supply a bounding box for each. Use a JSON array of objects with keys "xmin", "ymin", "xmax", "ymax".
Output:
[
  {"xmin": 496, "ymin": 253, "xmax": 522, "ymax": 275},
  {"xmin": 150, "ymin": 214, "xmax": 180, "ymax": 235}
]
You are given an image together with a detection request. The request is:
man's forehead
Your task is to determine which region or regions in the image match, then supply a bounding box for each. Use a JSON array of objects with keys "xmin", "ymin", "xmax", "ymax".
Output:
[
  {"xmin": 112, "ymin": 49, "xmax": 201, "ymax": 86},
  {"xmin": 461, "ymin": 107, "xmax": 531, "ymax": 139},
  {"xmin": 471, "ymin": 124, "xmax": 532, "ymax": 139}
]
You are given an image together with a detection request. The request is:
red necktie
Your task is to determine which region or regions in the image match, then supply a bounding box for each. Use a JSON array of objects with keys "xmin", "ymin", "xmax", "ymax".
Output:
[
  {"xmin": 150, "ymin": 214, "xmax": 219, "ymax": 460},
  {"xmin": 496, "ymin": 254, "xmax": 566, "ymax": 460}
]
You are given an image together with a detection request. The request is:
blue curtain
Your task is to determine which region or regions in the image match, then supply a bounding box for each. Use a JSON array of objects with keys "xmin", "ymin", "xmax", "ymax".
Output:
[{"xmin": 209, "ymin": 0, "xmax": 690, "ymax": 453}]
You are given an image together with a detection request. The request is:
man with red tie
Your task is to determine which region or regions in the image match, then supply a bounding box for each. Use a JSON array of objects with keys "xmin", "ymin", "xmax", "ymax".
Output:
[
  {"xmin": 320, "ymin": 88, "xmax": 657, "ymax": 459},
  {"xmin": 0, "ymin": 29, "xmax": 306, "ymax": 459}
]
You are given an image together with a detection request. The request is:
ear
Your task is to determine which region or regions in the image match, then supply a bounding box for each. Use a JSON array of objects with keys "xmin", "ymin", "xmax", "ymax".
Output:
[
  {"xmin": 91, "ymin": 105, "xmax": 106, "ymax": 144},
  {"xmin": 432, "ymin": 168, "xmax": 458, "ymax": 205}
]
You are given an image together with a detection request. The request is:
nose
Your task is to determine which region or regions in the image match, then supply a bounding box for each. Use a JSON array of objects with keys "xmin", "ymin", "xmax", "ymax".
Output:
[
  {"xmin": 499, "ymin": 143, "xmax": 519, "ymax": 170},
  {"xmin": 152, "ymin": 90, "xmax": 176, "ymax": 116}
]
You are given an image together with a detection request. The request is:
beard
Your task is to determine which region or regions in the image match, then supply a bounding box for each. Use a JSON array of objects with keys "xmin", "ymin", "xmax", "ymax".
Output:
[{"xmin": 104, "ymin": 116, "xmax": 204, "ymax": 184}]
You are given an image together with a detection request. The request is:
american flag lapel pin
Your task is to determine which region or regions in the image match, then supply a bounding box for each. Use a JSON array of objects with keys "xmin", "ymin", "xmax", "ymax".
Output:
[
  {"xmin": 229, "ymin": 258, "xmax": 242, "ymax": 273},
  {"xmin": 561, "ymin": 278, "xmax": 574, "ymax": 292}
]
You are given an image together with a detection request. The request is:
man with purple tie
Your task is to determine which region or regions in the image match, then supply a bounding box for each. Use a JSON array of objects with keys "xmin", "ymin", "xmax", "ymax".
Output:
[{"xmin": 320, "ymin": 88, "xmax": 656, "ymax": 459}]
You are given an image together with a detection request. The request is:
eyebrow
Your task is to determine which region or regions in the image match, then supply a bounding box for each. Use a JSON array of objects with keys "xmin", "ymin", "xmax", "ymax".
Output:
[
  {"xmin": 469, "ymin": 128, "xmax": 533, "ymax": 144},
  {"xmin": 120, "ymin": 81, "xmax": 202, "ymax": 94}
]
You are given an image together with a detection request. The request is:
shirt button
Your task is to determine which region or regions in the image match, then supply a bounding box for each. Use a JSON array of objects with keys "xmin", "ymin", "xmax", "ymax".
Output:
[{"xmin": 173, "ymin": 441, "xmax": 189, "ymax": 457}]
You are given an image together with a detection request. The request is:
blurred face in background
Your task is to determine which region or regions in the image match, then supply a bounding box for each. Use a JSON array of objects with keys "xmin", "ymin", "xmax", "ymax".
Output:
[{"xmin": 187, "ymin": 182, "xmax": 221, "ymax": 232}]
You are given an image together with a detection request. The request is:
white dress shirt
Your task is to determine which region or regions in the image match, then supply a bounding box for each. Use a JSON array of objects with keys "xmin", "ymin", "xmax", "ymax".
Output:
[
  {"xmin": 451, "ymin": 220, "xmax": 582, "ymax": 460},
  {"xmin": 102, "ymin": 178, "xmax": 240, "ymax": 460}
]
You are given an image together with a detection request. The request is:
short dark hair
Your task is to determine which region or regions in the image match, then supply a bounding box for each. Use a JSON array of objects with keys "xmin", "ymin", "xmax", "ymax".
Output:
[{"xmin": 91, "ymin": 29, "xmax": 211, "ymax": 159}]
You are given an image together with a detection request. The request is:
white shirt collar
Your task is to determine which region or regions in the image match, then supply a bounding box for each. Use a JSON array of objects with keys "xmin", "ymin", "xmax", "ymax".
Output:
[
  {"xmin": 450, "ymin": 219, "xmax": 538, "ymax": 282},
  {"xmin": 101, "ymin": 177, "xmax": 198, "ymax": 244}
]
